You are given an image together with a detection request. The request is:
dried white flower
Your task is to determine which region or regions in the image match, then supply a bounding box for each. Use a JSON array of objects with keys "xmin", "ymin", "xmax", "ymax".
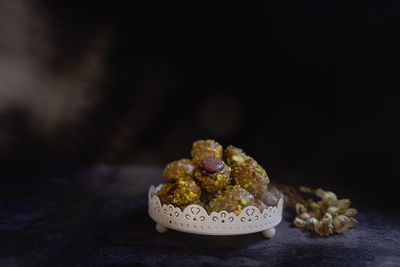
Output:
[
  {"xmin": 323, "ymin": 212, "xmax": 333, "ymax": 222},
  {"xmin": 308, "ymin": 199, "xmax": 320, "ymax": 212},
  {"xmin": 349, "ymin": 217, "xmax": 358, "ymax": 227},
  {"xmin": 308, "ymin": 217, "xmax": 318, "ymax": 231},
  {"xmin": 282, "ymin": 185, "xmax": 358, "ymax": 237},
  {"xmin": 298, "ymin": 212, "xmax": 311, "ymax": 221},
  {"xmin": 315, "ymin": 217, "xmax": 334, "ymax": 237},
  {"xmin": 315, "ymin": 188, "xmax": 337, "ymax": 201},
  {"xmin": 343, "ymin": 208, "xmax": 357, "ymax": 217},
  {"xmin": 296, "ymin": 203, "xmax": 307, "ymax": 215},
  {"xmin": 294, "ymin": 217, "xmax": 307, "ymax": 228},
  {"xmin": 327, "ymin": 206, "xmax": 339, "ymax": 216},
  {"xmin": 336, "ymin": 199, "xmax": 351, "ymax": 210},
  {"xmin": 333, "ymin": 215, "xmax": 351, "ymax": 234}
]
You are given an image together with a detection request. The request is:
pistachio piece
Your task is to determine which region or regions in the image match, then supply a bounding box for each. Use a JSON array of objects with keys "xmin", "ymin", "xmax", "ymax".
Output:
[
  {"xmin": 240, "ymin": 198, "xmax": 250, "ymax": 205},
  {"xmin": 254, "ymin": 167, "xmax": 264, "ymax": 176}
]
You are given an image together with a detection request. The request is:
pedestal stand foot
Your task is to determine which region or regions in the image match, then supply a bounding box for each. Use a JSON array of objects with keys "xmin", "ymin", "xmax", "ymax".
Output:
[
  {"xmin": 262, "ymin": 227, "xmax": 275, "ymax": 238},
  {"xmin": 156, "ymin": 223, "xmax": 168, "ymax": 233}
]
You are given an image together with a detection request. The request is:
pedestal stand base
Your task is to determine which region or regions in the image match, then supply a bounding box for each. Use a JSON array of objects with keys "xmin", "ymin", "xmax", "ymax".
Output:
[
  {"xmin": 262, "ymin": 227, "xmax": 276, "ymax": 238},
  {"xmin": 156, "ymin": 223, "xmax": 168, "ymax": 233}
]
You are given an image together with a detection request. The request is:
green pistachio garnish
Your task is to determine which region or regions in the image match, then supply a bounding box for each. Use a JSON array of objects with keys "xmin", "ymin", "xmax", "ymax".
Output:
[
  {"xmin": 240, "ymin": 198, "xmax": 250, "ymax": 205},
  {"xmin": 225, "ymin": 185, "xmax": 233, "ymax": 190},
  {"xmin": 254, "ymin": 167, "xmax": 264, "ymax": 175}
]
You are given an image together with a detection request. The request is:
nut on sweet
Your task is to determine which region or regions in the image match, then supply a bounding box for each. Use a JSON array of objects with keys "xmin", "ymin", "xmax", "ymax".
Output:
[
  {"xmin": 258, "ymin": 187, "xmax": 281, "ymax": 207},
  {"xmin": 191, "ymin": 139, "xmax": 223, "ymax": 165},
  {"xmin": 231, "ymin": 157, "xmax": 269, "ymax": 196},
  {"xmin": 165, "ymin": 177, "xmax": 201, "ymax": 208},
  {"xmin": 193, "ymin": 157, "xmax": 231, "ymax": 192}
]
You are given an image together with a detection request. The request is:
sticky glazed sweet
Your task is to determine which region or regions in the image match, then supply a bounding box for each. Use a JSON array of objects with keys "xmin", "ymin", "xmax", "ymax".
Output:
[
  {"xmin": 231, "ymin": 157, "xmax": 270, "ymax": 197},
  {"xmin": 224, "ymin": 145, "xmax": 270, "ymax": 197},
  {"xmin": 223, "ymin": 145, "xmax": 249, "ymax": 166},
  {"xmin": 157, "ymin": 139, "xmax": 278, "ymax": 214},
  {"xmin": 163, "ymin": 177, "xmax": 201, "ymax": 208},
  {"xmin": 207, "ymin": 185, "xmax": 256, "ymax": 215},
  {"xmin": 193, "ymin": 157, "xmax": 231, "ymax": 193},
  {"xmin": 191, "ymin": 139, "xmax": 223, "ymax": 165},
  {"xmin": 156, "ymin": 183, "xmax": 174, "ymax": 204},
  {"xmin": 163, "ymin": 158, "xmax": 195, "ymax": 182}
]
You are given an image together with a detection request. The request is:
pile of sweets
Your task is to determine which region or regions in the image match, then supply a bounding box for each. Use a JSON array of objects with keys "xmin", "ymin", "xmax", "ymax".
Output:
[{"xmin": 157, "ymin": 139, "xmax": 281, "ymax": 215}]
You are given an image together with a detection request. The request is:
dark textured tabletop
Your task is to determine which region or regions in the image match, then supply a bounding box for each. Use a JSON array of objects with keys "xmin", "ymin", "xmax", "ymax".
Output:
[{"xmin": 1, "ymin": 166, "xmax": 399, "ymax": 266}]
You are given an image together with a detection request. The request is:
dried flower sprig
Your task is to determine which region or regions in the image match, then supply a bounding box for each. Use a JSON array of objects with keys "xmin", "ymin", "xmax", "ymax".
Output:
[{"xmin": 278, "ymin": 185, "xmax": 358, "ymax": 237}]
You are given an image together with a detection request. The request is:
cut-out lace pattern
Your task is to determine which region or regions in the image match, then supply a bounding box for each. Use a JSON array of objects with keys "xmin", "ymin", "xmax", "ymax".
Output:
[{"xmin": 148, "ymin": 185, "xmax": 283, "ymax": 235}]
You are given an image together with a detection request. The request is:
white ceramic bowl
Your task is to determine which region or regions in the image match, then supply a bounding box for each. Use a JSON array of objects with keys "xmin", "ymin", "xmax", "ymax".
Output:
[{"xmin": 148, "ymin": 184, "xmax": 283, "ymax": 238}]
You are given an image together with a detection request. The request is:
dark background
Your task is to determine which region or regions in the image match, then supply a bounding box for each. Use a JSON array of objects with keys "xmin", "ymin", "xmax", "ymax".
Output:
[{"xmin": 0, "ymin": 1, "xmax": 399, "ymax": 210}]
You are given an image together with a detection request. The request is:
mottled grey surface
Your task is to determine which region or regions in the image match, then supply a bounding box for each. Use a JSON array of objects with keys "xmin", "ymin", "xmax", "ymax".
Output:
[{"xmin": 0, "ymin": 166, "xmax": 399, "ymax": 266}]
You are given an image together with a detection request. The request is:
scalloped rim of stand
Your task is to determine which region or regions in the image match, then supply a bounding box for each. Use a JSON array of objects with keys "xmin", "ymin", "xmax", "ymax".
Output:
[{"xmin": 148, "ymin": 184, "xmax": 283, "ymax": 236}]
